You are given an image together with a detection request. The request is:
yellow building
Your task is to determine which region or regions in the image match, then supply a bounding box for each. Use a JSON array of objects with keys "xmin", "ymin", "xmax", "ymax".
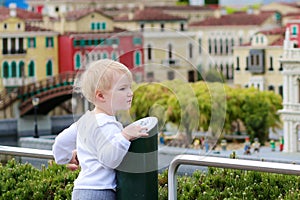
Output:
[
  {"xmin": 233, "ymin": 27, "xmax": 285, "ymax": 95},
  {"xmin": 115, "ymin": 7, "xmax": 199, "ymax": 82},
  {"xmin": 0, "ymin": 4, "xmax": 59, "ymax": 90}
]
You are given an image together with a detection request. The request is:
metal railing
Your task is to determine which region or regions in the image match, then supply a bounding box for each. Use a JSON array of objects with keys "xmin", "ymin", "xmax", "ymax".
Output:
[
  {"xmin": 0, "ymin": 145, "xmax": 53, "ymax": 160},
  {"xmin": 168, "ymin": 154, "xmax": 300, "ymax": 200}
]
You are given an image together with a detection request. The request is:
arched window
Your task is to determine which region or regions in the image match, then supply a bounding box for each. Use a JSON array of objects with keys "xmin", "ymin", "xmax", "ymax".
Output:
[
  {"xmin": 28, "ymin": 60, "xmax": 35, "ymax": 77},
  {"xmin": 2, "ymin": 62, "xmax": 9, "ymax": 78},
  {"xmin": 11, "ymin": 61, "xmax": 17, "ymax": 77},
  {"xmin": 102, "ymin": 52, "xmax": 108, "ymax": 59},
  {"xmin": 18, "ymin": 61, "xmax": 25, "ymax": 78},
  {"xmin": 46, "ymin": 60, "xmax": 53, "ymax": 76},
  {"xmin": 75, "ymin": 53, "xmax": 81, "ymax": 69},
  {"xmin": 134, "ymin": 51, "xmax": 142, "ymax": 67}
]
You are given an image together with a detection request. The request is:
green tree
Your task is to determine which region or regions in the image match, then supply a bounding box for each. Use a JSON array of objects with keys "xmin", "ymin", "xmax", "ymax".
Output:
[{"xmin": 240, "ymin": 88, "xmax": 282, "ymax": 144}]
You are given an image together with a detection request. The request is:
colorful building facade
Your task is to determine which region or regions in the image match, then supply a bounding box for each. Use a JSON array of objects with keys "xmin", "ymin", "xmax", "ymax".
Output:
[{"xmin": 0, "ymin": 4, "xmax": 59, "ymax": 90}]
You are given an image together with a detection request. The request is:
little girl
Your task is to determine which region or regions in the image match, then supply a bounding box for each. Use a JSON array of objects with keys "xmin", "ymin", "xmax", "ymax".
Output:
[{"xmin": 52, "ymin": 59, "xmax": 148, "ymax": 200}]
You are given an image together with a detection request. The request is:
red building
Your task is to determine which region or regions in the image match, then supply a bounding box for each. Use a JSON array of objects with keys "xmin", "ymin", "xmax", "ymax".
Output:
[
  {"xmin": 57, "ymin": 9, "xmax": 144, "ymax": 82},
  {"xmin": 286, "ymin": 18, "xmax": 300, "ymax": 48}
]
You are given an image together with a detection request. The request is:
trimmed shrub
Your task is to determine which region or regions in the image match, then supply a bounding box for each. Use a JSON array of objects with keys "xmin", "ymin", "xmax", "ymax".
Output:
[{"xmin": 1, "ymin": 159, "xmax": 300, "ymax": 199}]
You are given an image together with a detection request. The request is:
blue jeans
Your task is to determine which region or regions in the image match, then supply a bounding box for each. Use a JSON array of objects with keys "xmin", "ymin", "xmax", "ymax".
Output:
[{"xmin": 72, "ymin": 189, "xmax": 116, "ymax": 200}]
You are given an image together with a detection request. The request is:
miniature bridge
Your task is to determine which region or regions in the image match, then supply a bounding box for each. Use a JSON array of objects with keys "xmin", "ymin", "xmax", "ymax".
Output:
[{"xmin": 0, "ymin": 72, "xmax": 79, "ymax": 117}]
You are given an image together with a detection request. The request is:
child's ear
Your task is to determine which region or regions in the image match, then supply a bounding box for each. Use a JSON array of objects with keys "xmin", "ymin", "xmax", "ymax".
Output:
[{"xmin": 95, "ymin": 90, "xmax": 105, "ymax": 102}]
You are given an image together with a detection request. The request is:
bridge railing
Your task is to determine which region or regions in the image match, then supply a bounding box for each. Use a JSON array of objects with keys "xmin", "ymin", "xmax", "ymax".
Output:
[
  {"xmin": 0, "ymin": 72, "xmax": 80, "ymax": 111},
  {"xmin": 168, "ymin": 154, "xmax": 300, "ymax": 200}
]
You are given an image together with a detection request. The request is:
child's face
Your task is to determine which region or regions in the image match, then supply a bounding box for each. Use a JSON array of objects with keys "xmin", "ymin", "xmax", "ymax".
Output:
[{"xmin": 106, "ymin": 72, "xmax": 133, "ymax": 114}]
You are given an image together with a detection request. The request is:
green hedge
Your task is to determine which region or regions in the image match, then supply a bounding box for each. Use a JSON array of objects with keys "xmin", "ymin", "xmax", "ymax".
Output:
[{"xmin": 1, "ymin": 159, "xmax": 300, "ymax": 199}]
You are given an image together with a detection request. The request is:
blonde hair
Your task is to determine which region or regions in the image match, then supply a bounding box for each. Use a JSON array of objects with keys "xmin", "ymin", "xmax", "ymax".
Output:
[{"xmin": 79, "ymin": 59, "xmax": 132, "ymax": 103}]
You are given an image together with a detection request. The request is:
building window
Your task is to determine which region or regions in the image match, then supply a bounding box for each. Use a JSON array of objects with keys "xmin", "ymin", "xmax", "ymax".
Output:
[
  {"xmin": 133, "ymin": 37, "xmax": 142, "ymax": 45},
  {"xmin": 219, "ymin": 38, "xmax": 223, "ymax": 54},
  {"xmin": 140, "ymin": 23, "xmax": 144, "ymax": 32},
  {"xmin": 19, "ymin": 61, "xmax": 25, "ymax": 78},
  {"xmin": 11, "ymin": 38, "xmax": 16, "ymax": 54},
  {"xmin": 147, "ymin": 72, "xmax": 154, "ymax": 82},
  {"xmin": 91, "ymin": 22, "xmax": 95, "ymax": 30},
  {"xmin": 3, "ymin": 23, "xmax": 7, "ymax": 30},
  {"xmin": 111, "ymin": 51, "xmax": 118, "ymax": 61},
  {"xmin": 134, "ymin": 51, "xmax": 142, "ymax": 66},
  {"xmin": 292, "ymin": 25, "xmax": 298, "ymax": 36},
  {"xmin": 239, "ymin": 37, "xmax": 243, "ymax": 45},
  {"xmin": 2, "ymin": 38, "xmax": 8, "ymax": 54},
  {"xmin": 101, "ymin": 22, "xmax": 106, "ymax": 30},
  {"xmin": 231, "ymin": 38, "xmax": 234, "ymax": 53},
  {"xmin": 167, "ymin": 71, "xmax": 174, "ymax": 80},
  {"xmin": 208, "ymin": 39, "xmax": 212, "ymax": 54},
  {"xmin": 188, "ymin": 70, "xmax": 195, "ymax": 82},
  {"xmin": 160, "ymin": 23, "xmax": 164, "ymax": 32},
  {"xmin": 11, "ymin": 61, "xmax": 17, "ymax": 77},
  {"xmin": 214, "ymin": 39, "xmax": 217, "ymax": 54},
  {"xmin": 269, "ymin": 57, "xmax": 273, "ymax": 71},
  {"xmin": 180, "ymin": 22, "xmax": 185, "ymax": 31},
  {"xmin": 236, "ymin": 57, "xmax": 240, "ymax": 70},
  {"xmin": 268, "ymin": 85, "xmax": 274, "ymax": 91},
  {"xmin": 225, "ymin": 39, "xmax": 229, "ymax": 54},
  {"xmin": 55, "ymin": 6, "xmax": 59, "ymax": 12},
  {"xmin": 246, "ymin": 57, "xmax": 249, "ymax": 71},
  {"xmin": 28, "ymin": 37, "xmax": 36, "ymax": 48},
  {"xmin": 198, "ymin": 38, "xmax": 202, "ymax": 54},
  {"xmin": 75, "ymin": 53, "xmax": 81, "ymax": 69},
  {"xmin": 278, "ymin": 85, "xmax": 283, "ymax": 97},
  {"xmin": 17, "ymin": 23, "xmax": 21, "ymax": 30},
  {"xmin": 189, "ymin": 43, "xmax": 193, "ymax": 59},
  {"xmin": 46, "ymin": 60, "xmax": 53, "ymax": 76},
  {"xmin": 2, "ymin": 62, "xmax": 9, "ymax": 78},
  {"xmin": 28, "ymin": 61, "xmax": 35, "ymax": 77},
  {"xmin": 46, "ymin": 37, "xmax": 54, "ymax": 48},
  {"xmin": 279, "ymin": 63, "xmax": 283, "ymax": 71},
  {"xmin": 102, "ymin": 52, "xmax": 108, "ymax": 59},
  {"xmin": 147, "ymin": 44, "xmax": 152, "ymax": 60},
  {"xmin": 168, "ymin": 44, "xmax": 172, "ymax": 59}
]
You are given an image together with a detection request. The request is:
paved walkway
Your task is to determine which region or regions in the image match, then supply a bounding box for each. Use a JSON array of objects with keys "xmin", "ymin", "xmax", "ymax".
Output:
[{"xmin": 158, "ymin": 144, "xmax": 300, "ymax": 174}]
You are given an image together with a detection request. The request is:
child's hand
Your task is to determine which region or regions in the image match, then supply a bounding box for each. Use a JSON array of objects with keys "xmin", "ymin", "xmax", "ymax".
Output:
[
  {"xmin": 122, "ymin": 124, "xmax": 149, "ymax": 141},
  {"xmin": 70, "ymin": 150, "xmax": 79, "ymax": 165},
  {"xmin": 67, "ymin": 150, "xmax": 79, "ymax": 170}
]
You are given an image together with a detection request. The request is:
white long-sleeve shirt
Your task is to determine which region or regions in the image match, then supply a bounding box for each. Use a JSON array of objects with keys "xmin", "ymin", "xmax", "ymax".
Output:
[{"xmin": 52, "ymin": 110, "xmax": 131, "ymax": 190}]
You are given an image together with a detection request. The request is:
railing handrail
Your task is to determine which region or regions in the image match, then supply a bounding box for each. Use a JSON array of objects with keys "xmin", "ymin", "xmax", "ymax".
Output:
[
  {"xmin": 0, "ymin": 145, "xmax": 53, "ymax": 160},
  {"xmin": 168, "ymin": 154, "xmax": 300, "ymax": 200}
]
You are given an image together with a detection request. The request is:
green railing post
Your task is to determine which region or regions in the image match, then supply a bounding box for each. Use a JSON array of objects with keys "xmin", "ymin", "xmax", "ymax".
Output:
[{"xmin": 116, "ymin": 117, "xmax": 158, "ymax": 200}]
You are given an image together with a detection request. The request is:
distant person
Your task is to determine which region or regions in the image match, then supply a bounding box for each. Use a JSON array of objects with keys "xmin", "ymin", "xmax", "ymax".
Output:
[
  {"xmin": 52, "ymin": 59, "xmax": 148, "ymax": 200},
  {"xmin": 252, "ymin": 138, "xmax": 260, "ymax": 154},
  {"xmin": 279, "ymin": 136, "xmax": 284, "ymax": 152},
  {"xmin": 270, "ymin": 139, "xmax": 276, "ymax": 152},
  {"xmin": 244, "ymin": 137, "xmax": 251, "ymax": 155}
]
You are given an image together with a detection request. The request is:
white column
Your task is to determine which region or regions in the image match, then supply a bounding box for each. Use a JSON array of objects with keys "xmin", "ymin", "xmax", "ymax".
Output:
[
  {"xmin": 283, "ymin": 120, "xmax": 290, "ymax": 152},
  {"xmin": 291, "ymin": 123, "xmax": 298, "ymax": 152},
  {"xmin": 283, "ymin": 74, "xmax": 289, "ymax": 104},
  {"xmin": 289, "ymin": 74, "xmax": 294, "ymax": 103}
]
